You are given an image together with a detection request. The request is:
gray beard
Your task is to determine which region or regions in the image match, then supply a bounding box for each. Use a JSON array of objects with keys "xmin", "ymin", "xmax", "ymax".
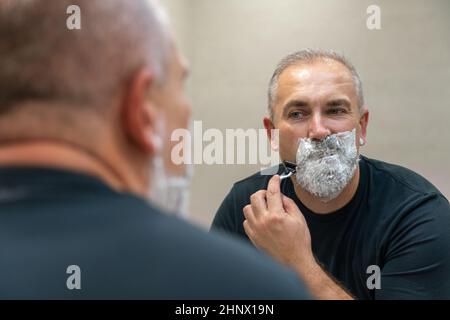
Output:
[
  {"xmin": 295, "ymin": 129, "xmax": 359, "ymax": 202},
  {"xmin": 148, "ymin": 154, "xmax": 191, "ymax": 219},
  {"xmin": 147, "ymin": 118, "xmax": 192, "ymax": 219}
]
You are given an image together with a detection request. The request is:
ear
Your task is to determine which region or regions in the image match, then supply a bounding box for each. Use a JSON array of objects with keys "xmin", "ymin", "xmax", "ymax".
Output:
[
  {"xmin": 359, "ymin": 107, "xmax": 369, "ymax": 144},
  {"xmin": 263, "ymin": 116, "xmax": 278, "ymax": 150},
  {"xmin": 121, "ymin": 68, "xmax": 160, "ymax": 155},
  {"xmin": 263, "ymin": 116, "xmax": 274, "ymax": 139}
]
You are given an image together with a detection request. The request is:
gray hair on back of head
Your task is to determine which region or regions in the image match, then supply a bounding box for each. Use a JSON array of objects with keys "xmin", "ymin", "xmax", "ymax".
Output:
[{"xmin": 0, "ymin": 0, "xmax": 171, "ymax": 114}]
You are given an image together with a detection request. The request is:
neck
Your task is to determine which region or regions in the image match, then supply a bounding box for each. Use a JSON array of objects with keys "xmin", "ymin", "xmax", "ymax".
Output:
[
  {"xmin": 291, "ymin": 165, "xmax": 360, "ymax": 214},
  {"xmin": 0, "ymin": 140, "xmax": 144, "ymax": 195}
]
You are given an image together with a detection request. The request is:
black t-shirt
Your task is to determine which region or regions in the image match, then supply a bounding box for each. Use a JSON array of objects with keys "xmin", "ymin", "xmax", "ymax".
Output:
[
  {"xmin": 0, "ymin": 166, "xmax": 310, "ymax": 299},
  {"xmin": 211, "ymin": 156, "xmax": 450, "ymax": 299}
]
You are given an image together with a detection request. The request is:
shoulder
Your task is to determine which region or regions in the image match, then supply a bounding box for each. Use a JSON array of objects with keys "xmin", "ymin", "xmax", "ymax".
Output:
[
  {"xmin": 362, "ymin": 155, "xmax": 449, "ymax": 222},
  {"xmin": 176, "ymin": 218, "xmax": 310, "ymax": 299},
  {"xmin": 362, "ymin": 155, "xmax": 449, "ymax": 218},
  {"xmin": 362, "ymin": 156, "xmax": 450, "ymax": 256},
  {"xmin": 89, "ymin": 194, "xmax": 310, "ymax": 299},
  {"xmin": 362, "ymin": 155, "xmax": 445, "ymax": 198}
]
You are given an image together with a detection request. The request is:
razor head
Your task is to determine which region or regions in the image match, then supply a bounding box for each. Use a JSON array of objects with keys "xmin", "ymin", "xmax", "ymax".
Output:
[
  {"xmin": 283, "ymin": 161, "xmax": 297, "ymax": 172},
  {"xmin": 280, "ymin": 161, "xmax": 297, "ymax": 180}
]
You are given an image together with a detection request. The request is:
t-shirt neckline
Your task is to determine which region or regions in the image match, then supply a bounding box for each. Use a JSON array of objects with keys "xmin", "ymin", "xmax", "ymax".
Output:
[{"xmin": 283, "ymin": 156, "xmax": 367, "ymax": 222}]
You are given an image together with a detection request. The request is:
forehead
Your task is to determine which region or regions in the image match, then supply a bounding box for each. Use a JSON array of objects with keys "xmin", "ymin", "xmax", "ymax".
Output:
[{"xmin": 276, "ymin": 59, "xmax": 356, "ymax": 99}]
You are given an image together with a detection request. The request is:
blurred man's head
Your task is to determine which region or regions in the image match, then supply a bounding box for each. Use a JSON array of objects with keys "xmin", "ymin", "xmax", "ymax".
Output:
[
  {"xmin": 0, "ymin": 0, "xmax": 191, "ymax": 212},
  {"xmin": 263, "ymin": 49, "xmax": 369, "ymax": 201}
]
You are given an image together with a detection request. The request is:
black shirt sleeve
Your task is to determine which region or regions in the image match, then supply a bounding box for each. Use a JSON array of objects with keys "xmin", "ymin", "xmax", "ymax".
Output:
[{"xmin": 377, "ymin": 194, "xmax": 450, "ymax": 299}]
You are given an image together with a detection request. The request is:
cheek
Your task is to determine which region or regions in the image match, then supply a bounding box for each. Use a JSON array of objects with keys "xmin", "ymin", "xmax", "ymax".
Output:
[
  {"xmin": 325, "ymin": 116, "xmax": 361, "ymax": 140},
  {"xmin": 325, "ymin": 117, "xmax": 356, "ymax": 132},
  {"xmin": 164, "ymin": 136, "xmax": 186, "ymax": 176},
  {"xmin": 176, "ymin": 95, "xmax": 191, "ymax": 127},
  {"xmin": 278, "ymin": 126, "xmax": 307, "ymax": 162},
  {"xmin": 167, "ymin": 99, "xmax": 191, "ymax": 129}
]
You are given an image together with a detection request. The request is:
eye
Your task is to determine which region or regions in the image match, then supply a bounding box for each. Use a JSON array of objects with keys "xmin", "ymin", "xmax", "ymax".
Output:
[
  {"xmin": 327, "ymin": 107, "xmax": 347, "ymax": 115},
  {"xmin": 288, "ymin": 111, "xmax": 307, "ymax": 120}
]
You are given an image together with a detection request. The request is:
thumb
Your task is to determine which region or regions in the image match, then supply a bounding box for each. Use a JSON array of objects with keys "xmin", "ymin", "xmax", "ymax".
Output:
[{"xmin": 267, "ymin": 174, "xmax": 284, "ymax": 213}]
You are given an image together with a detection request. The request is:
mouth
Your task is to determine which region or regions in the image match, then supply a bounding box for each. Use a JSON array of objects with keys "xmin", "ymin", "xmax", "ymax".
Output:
[{"xmin": 306, "ymin": 152, "xmax": 338, "ymax": 162}]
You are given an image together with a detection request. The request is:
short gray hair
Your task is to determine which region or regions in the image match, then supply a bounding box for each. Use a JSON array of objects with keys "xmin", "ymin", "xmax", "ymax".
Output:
[
  {"xmin": 0, "ymin": 0, "xmax": 170, "ymax": 114},
  {"xmin": 268, "ymin": 49, "xmax": 364, "ymax": 119}
]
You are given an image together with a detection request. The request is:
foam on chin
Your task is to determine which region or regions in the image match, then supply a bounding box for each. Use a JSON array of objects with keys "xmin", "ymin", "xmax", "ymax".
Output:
[{"xmin": 295, "ymin": 129, "xmax": 359, "ymax": 203}]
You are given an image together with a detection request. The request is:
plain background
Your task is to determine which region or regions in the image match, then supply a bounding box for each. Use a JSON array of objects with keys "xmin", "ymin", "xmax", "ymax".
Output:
[{"xmin": 160, "ymin": 0, "xmax": 450, "ymax": 227}]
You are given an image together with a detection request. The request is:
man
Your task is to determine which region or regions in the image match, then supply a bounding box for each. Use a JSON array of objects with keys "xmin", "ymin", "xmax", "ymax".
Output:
[
  {"xmin": 0, "ymin": 0, "xmax": 311, "ymax": 299},
  {"xmin": 211, "ymin": 49, "xmax": 450, "ymax": 300}
]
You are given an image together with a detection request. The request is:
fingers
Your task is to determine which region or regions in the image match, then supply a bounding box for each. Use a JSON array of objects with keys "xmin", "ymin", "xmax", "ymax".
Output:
[
  {"xmin": 266, "ymin": 175, "xmax": 284, "ymax": 213},
  {"xmin": 247, "ymin": 174, "xmax": 285, "ymax": 223},
  {"xmin": 282, "ymin": 195, "xmax": 301, "ymax": 216},
  {"xmin": 243, "ymin": 204, "xmax": 256, "ymax": 225},
  {"xmin": 243, "ymin": 220, "xmax": 258, "ymax": 248},
  {"xmin": 250, "ymin": 190, "xmax": 267, "ymax": 217},
  {"xmin": 243, "ymin": 219, "xmax": 252, "ymax": 238}
]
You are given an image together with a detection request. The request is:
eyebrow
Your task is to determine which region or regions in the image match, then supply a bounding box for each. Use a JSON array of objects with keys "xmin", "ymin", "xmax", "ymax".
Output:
[
  {"xmin": 326, "ymin": 98, "xmax": 351, "ymax": 109},
  {"xmin": 326, "ymin": 98, "xmax": 351, "ymax": 107},
  {"xmin": 282, "ymin": 97, "xmax": 352, "ymax": 116},
  {"xmin": 282, "ymin": 99, "xmax": 309, "ymax": 113}
]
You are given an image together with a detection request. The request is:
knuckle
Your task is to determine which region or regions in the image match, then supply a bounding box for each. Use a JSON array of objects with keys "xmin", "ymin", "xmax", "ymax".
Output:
[
  {"xmin": 269, "ymin": 214, "xmax": 282, "ymax": 224},
  {"xmin": 243, "ymin": 205, "xmax": 251, "ymax": 217}
]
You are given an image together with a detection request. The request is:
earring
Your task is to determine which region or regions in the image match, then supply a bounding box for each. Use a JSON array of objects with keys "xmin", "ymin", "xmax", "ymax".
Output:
[{"xmin": 359, "ymin": 138, "xmax": 365, "ymax": 146}]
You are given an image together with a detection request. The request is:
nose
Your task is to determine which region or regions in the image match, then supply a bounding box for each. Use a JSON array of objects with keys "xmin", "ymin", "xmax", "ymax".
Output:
[{"xmin": 308, "ymin": 112, "xmax": 331, "ymax": 141}]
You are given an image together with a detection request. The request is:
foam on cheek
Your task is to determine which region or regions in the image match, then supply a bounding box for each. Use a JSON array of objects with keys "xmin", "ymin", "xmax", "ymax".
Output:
[
  {"xmin": 335, "ymin": 129, "xmax": 358, "ymax": 159},
  {"xmin": 296, "ymin": 128, "xmax": 356, "ymax": 162}
]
